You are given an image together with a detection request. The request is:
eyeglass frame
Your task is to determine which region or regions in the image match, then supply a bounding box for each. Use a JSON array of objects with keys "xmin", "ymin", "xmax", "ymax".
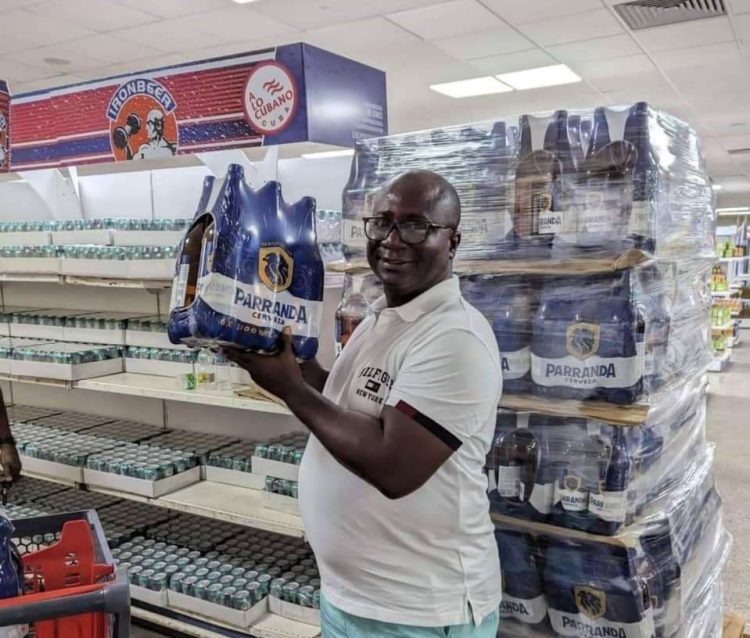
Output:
[{"xmin": 362, "ymin": 216, "xmax": 456, "ymax": 245}]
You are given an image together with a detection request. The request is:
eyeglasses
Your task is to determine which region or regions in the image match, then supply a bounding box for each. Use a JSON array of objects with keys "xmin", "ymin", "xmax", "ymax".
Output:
[{"xmin": 363, "ymin": 217, "xmax": 455, "ymax": 245}]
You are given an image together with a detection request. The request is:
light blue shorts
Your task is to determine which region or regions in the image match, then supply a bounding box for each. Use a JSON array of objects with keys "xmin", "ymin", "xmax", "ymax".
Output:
[{"xmin": 320, "ymin": 594, "xmax": 499, "ymax": 638}]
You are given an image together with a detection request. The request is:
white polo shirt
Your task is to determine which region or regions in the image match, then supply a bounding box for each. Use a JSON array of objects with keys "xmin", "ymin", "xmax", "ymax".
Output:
[{"xmin": 298, "ymin": 276, "xmax": 502, "ymax": 627}]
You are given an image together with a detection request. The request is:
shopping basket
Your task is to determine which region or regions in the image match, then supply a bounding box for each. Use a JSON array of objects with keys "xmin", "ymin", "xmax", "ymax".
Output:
[{"xmin": 0, "ymin": 510, "xmax": 129, "ymax": 638}]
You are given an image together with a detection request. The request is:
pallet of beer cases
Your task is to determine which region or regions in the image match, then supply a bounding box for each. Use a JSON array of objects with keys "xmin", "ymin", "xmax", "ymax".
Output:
[
  {"xmin": 337, "ymin": 102, "xmax": 715, "ymax": 272},
  {"xmin": 331, "ymin": 103, "xmax": 728, "ymax": 638}
]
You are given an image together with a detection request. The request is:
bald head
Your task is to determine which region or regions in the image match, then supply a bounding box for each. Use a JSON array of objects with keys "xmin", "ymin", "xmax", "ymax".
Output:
[{"xmin": 374, "ymin": 170, "xmax": 461, "ymax": 228}]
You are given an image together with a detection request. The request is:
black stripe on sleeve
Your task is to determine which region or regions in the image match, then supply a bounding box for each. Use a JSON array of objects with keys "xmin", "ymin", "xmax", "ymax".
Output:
[{"xmin": 394, "ymin": 400, "xmax": 462, "ymax": 451}]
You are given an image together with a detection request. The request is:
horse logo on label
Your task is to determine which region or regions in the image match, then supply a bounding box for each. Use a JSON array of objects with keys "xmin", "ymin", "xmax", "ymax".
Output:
[
  {"xmin": 566, "ymin": 322, "xmax": 600, "ymax": 361},
  {"xmin": 575, "ymin": 586, "xmax": 606, "ymax": 620},
  {"xmin": 259, "ymin": 246, "xmax": 293, "ymax": 293}
]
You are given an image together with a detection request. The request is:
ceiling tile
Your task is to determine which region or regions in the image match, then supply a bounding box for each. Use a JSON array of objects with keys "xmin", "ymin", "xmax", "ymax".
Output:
[
  {"xmin": 515, "ymin": 9, "xmax": 623, "ymax": 46},
  {"xmin": 110, "ymin": 0, "xmax": 219, "ymax": 19},
  {"xmin": 113, "ymin": 17, "xmax": 226, "ymax": 53},
  {"xmin": 547, "ymin": 34, "xmax": 641, "ymax": 64},
  {"xmin": 572, "ymin": 54, "xmax": 657, "ymax": 83},
  {"xmin": 733, "ymin": 13, "xmax": 750, "ymax": 40},
  {"xmin": 632, "ymin": 16, "xmax": 734, "ymax": 53},
  {"xmin": 26, "ymin": 0, "xmax": 157, "ymax": 32},
  {"xmin": 718, "ymin": 134, "xmax": 750, "ymax": 151},
  {"xmin": 251, "ymin": 0, "xmax": 381, "ymax": 30},
  {"xmin": 0, "ymin": 10, "xmax": 96, "ymax": 55},
  {"xmin": 353, "ymin": 42, "xmax": 452, "ymax": 74},
  {"xmin": 74, "ymin": 53, "xmax": 190, "ymax": 80},
  {"xmin": 0, "ymin": 59, "xmax": 60, "ymax": 83},
  {"xmin": 302, "ymin": 17, "xmax": 420, "ymax": 54},
  {"xmin": 0, "ymin": 0, "xmax": 44, "ymax": 8},
  {"xmin": 468, "ymin": 47, "xmax": 556, "ymax": 74},
  {"xmin": 480, "ymin": 0, "xmax": 602, "ymax": 25},
  {"xmin": 728, "ymin": 0, "xmax": 750, "ymax": 14},
  {"xmin": 173, "ymin": 7, "xmax": 297, "ymax": 42},
  {"xmin": 386, "ymin": 0, "xmax": 506, "ymax": 40},
  {"xmin": 651, "ymin": 41, "xmax": 742, "ymax": 72},
  {"xmin": 7, "ymin": 34, "xmax": 163, "ymax": 73},
  {"xmin": 433, "ymin": 26, "xmax": 534, "ymax": 60}
]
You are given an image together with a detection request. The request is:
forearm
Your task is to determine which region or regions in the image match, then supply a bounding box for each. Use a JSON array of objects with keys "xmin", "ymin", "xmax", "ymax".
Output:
[
  {"xmin": 285, "ymin": 382, "xmax": 392, "ymax": 489},
  {"xmin": 0, "ymin": 390, "xmax": 10, "ymax": 439},
  {"xmin": 299, "ymin": 359, "xmax": 329, "ymax": 393}
]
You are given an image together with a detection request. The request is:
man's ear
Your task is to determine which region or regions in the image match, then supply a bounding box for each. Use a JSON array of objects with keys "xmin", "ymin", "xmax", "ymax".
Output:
[{"xmin": 449, "ymin": 231, "xmax": 461, "ymax": 259}]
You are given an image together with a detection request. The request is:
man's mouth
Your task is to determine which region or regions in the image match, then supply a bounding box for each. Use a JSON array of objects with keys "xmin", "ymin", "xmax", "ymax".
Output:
[{"xmin": 379, "ymin": 257, "xmax": 412, "ymax": 267}]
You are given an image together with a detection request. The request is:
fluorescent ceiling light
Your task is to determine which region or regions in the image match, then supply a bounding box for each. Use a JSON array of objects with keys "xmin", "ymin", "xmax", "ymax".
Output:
[
  {"xmin": 232, "ymin": 0, "xmax": 259, "ymax": 4},
  {"xmin": 301, "ymin": 149, "xmax": 354, "ymax": 159},
  {"xmin": 430, "ymin": 76, "xmax": 512, "ymax": 98},
  {"xmin": 712, "ymin": 184, "xmax": 723, "ymax": 191},
  {"xmin": 717, "ymin": 207, "xmax": 750, "ymax": 213},
  {"xmin": 497, "ymin": 64, "xmax": 581, "ymax": 90}
]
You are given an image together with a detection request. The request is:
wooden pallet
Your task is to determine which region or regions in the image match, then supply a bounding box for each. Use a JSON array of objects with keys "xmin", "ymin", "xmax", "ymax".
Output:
[{"xmin": 723, "ymin": 612, "xmax": 747, "ymax": 638}]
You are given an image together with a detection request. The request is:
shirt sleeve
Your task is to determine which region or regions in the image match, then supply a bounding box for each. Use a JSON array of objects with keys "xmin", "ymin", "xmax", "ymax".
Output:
[{"xmin": 384, "ymin": 329, "xmax": 502, "ymax": 449}]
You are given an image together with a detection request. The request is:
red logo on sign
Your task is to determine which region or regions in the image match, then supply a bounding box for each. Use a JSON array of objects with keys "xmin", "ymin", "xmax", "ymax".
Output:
[{"xmin": 243, "ymin": 61, "xmax": 298, "ymax": 136}]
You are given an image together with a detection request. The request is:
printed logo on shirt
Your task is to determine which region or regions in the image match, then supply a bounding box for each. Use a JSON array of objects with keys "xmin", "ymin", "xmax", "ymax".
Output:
[
  {"xmin": 575, "ymin": 586, "xmax": 607, "ymax": 620},
  {"xmin": 566, "ymin": 322, "xmax": 600, "ymax": 361},
  {"xmin": 355, "ymin": 366, "xmax": 394, "ymax": 405}
]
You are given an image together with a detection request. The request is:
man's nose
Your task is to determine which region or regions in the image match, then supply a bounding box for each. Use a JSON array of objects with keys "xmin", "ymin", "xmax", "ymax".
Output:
[{"xmin": 381, "ymin": 224, "xmax": 406, "ymax": 248}]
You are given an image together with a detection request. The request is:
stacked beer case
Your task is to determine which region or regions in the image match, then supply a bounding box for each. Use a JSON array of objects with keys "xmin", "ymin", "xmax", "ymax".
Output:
[{"xmin": 337, "ymin": 103, "xmax": 729, "ymax": 638}]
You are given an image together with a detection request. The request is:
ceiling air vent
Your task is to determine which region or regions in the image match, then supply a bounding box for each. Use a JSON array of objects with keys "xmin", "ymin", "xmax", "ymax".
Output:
[{"xmin": 614, "ymin": 0, "xmax": 726, "ymax": 30}]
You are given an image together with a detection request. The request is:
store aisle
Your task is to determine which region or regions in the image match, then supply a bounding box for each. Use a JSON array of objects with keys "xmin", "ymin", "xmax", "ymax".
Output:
[{"xmin": 707, "ymin": 339, "xmax": 750, "ymax": 619}]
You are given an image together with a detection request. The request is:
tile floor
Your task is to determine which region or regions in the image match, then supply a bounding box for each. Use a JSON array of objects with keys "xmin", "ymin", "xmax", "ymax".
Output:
[{"xmin": 130, "ymin": 343, "xmax": 750, "ymax": 635}]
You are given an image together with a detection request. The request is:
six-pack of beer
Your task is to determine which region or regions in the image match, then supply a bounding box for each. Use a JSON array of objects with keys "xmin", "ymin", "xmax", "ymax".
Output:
[
  {"xmin": 167, "ymin": 164, "xmax": 325, "ymax": 359},
  {"xmin": 336, "ymin": 103, "xmax": 727, "ymax": 638}
]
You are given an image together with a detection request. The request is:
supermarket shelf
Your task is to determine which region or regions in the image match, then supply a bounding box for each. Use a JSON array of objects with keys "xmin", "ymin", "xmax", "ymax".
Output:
[
  {"xmin": 0, "ymin": 273, "xmax": 172, "ymax": 288},
  {"xmin": 0, "ymin": 273, "xmax": 60, "ymax": 283},
  {"xmin": 158, "ymin": 480, "xmax": 304, "ymax": 537},
  {"xmin": 499, "ymin": 394, "xmax": 649, "ymax": 426},
  {"xmin": 711, "ymin": 290, "xmax": 738, "ymax": 298},
  {"xmin": 712, "ymin": 320, "xmax": 737, "ymax": 331},
  {"xmin": 76, "ymin": 373, "xmax": 291, "ymax": 415},
  {"xmin": 718, "ymin": 256, "xmax": 749, "ymax": 263},
  {"xmin": 328, "ymin": 249, "xmax": 652, "ymax": 276},
  {"xmin": 132, "ymin": 604, "xmax": 320, "ymax": 638}
]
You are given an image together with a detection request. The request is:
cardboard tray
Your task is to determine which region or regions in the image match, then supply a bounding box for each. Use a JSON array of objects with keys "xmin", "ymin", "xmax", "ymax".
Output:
[
  {"xmin": 61, "ymin": 259, "xmax": 130, "ymax": 278},
  {"xmin": 0, "ymin": 258, "xmax": 60, "ymax": 274},
  {"xmin": 125, "ymin": 330, "xmax": 187, "ymax": 350},
  {"xmin": 83, "ymin": 465, "xmax": 201, "ymax": 498},
  {"xmin": 252, "ymin": 457, "xmax": 300, "ymax": 482},
  {"xmin": 51, "ymin": 229, "xmax": 113, "ymax": 245},
  {"xmin": 9, "ymin": 324, "xmax": 66, "ymax": 340},
  {"xmin": 269, "ymin": 596, "xmax": 320, "ymax": 626},
  {"xmin": 124, "ymin": 358, "xmax": 194, "ymax": 377},
  {"xmin": 11, "ymin": 357, "xmax": 123, "ymax": 381},
  {"xmin": 204, "ymin": 466, "xmax": 266, "ymax": 490},
  {"xmin": 0, "ymin": 231, "xmax": 51, "ymax": 247},
  {"xmin": 20, "ymin": 455, "xmax": 84, "ymax": 483},
  {"xmin": 168, "ymin": 590, "xmax": 268, "ymax": 628},
  {"xmin": 261, "ymin": 491, "xmax": 299, "ymax": 515},
  {"xmin": 112, "ymin": 230, "xmax": 184, "ymax": 247},
  {"xmin": 130, "ymin": 584, "xmax": 168, "ymax": 606},
  {"xmin": 62, "ymin": 326, "xmax": 126, "ymax": 345}
]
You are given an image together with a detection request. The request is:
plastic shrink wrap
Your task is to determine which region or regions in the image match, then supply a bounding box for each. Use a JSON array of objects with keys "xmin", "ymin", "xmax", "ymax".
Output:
[
  {"xmin": 493, "ymin": 445, "xmax": 730, "ymax": 638},
  {"xmin": 167, "ymin": 165, "xmax": 325, "ymax": 359},
  {"xmin": 460, "ymin": 262, "xmax": 712, "ymax": 405},
  {"xmin": 340, "ymin": 103, "xmax": 714, "ymax": 267}
]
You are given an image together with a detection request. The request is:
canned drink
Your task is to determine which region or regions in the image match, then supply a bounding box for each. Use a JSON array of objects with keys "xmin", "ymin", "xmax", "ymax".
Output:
[
  {"xmin": 128, "ymin": 565, "xmax": 143, "ymax": 582},
  {"xmin": 152, "ymin": 551, "xmax": 167, "ymax": 561},
  {"xmin": 296, "ymin": 575, "xmax": 311, "ymax": 586},
  {"xmin": 265, "ymin": 566, "xmax": 281, "ymax": 577},
  {"xmin": 194, "ymin": 558, "xmax": 209, "ymax": 568},
  {"xmin": 204, "ymin": 551, "xmax": 220, "ymax": 560},
  {"xmin": 137, "ymin": 569, "xmax": 155, "ymax": 588},
  {"xmin": 187, "ymin": 551, "xmax": 202, "ymax": 560},
  {"xmin": 282, "ymin": 581, "xmax": 300, "ymax": 604},
  {"xmin": 313, "ymin": 589, "xmax": 321, "ymax": 609},
  {"xmin": 218, "ymin": 574, "xmax": 234, "ymax": 587},
  {"xmin": 290, "ymin": 565, "xmax": 305, "ymax": 575},
  {"xmin": 206, "ymin": 560, "xmax": 221, "ymax": 571},
  {"xmin": 180, "ymin": 564, "xmax": 198, "ymax": 577},
  {"xmin": 194, "ymin": 568, "xmax": 210, "ymax": 580},
  {"xmin": 247, "ymin": 582, "xmax": 262, "ymax": 605},
  {"xmin": 232, "ymin": 577, "xmax": 249, "ymax": 591},
  {"xmin": 207, "ymin": 571, "xmax": 222, "ymax": 582},
  {"xmin": 270, "ymin": 577, "xmax": 286, "ymax": 599},
  {"xmin": 164, "ymin": 564, "xmax": 180, "ymax": 578},
  {"xmin": 140, "ymin": 559, "xmax": 156, "ymax": 570},
  {"xmin": 207, "ymin": 582, "xmax": 224, "ymax": 604},
  {"xmin": 149, "ymin": 572, "xmax": 168, "ymax": 591},
  {"xmin": 194, "ymin": 579, "xmax": 212, "ymax": 600},
  {"xmin": 220, "ymin": 586, "xmax": 237, "ymax": 608},
  {"xmin": 152, "ymin": 561, "xmax": 167, "ymax": 573},
  {"xmin": 169, "ymin": 572, "xmax": 188, "ymax": 594},
  {"xmin": 231, "ymin": 590, "xmax": 252, "ymax": 611},
  {"xmin": 297, "ymin": 585, "xmax": 315, "ymax": 608},
  {"xmin": 309, "ymin": 578, "xmax": 321, "ymax": 588},
  {"xmin": 256, "ymin": 574, "xmax": 272, "ymax": 596},
  {"xmin": 182, "ymin": 576, "xmax": 199, "ymax": 597},
  {"xmin": 243, "ymin": 570, "xmax": 259, "ymax": 582}
]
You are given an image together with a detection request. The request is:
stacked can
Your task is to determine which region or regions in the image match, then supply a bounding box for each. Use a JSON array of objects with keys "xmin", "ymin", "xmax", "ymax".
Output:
[{"xmin": 86, "ymin": 443, "xmax": 199, "ymax": 480}]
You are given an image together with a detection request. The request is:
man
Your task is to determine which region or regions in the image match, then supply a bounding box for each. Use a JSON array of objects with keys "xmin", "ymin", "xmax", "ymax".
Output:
[
  {"xmin": 136, "ymin": 109, "xmax": 176, "ymax": 159},
  {"xmin": 225, "ymin": 170, "xmax": 501, "ymax": 637}
]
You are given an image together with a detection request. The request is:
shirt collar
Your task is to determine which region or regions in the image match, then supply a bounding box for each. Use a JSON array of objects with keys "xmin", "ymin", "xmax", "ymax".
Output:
[{"xmin": 371, "ymin": 276, "xmax": 461, "ymax": 323}]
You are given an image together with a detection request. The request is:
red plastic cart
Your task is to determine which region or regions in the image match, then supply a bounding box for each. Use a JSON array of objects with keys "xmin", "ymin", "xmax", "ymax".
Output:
[{"xmin": 0, "ymin": 510, "xmax": 129, "ymax": 638}]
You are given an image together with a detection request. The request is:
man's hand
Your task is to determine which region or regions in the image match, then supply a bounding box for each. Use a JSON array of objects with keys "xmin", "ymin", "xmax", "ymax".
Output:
[
  {"xmin": 222, "ymin": 327, "xmax": 304, "ymax": 402},
  {"xmin": 0, "ymin": 443, "xmax": 21, "ymax": 482}
]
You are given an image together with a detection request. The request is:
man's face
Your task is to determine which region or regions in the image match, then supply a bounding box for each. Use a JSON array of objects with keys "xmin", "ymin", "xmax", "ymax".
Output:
[{"xmin": 366, "ymin": 182, "xmax": 458, "ymax": 299}]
